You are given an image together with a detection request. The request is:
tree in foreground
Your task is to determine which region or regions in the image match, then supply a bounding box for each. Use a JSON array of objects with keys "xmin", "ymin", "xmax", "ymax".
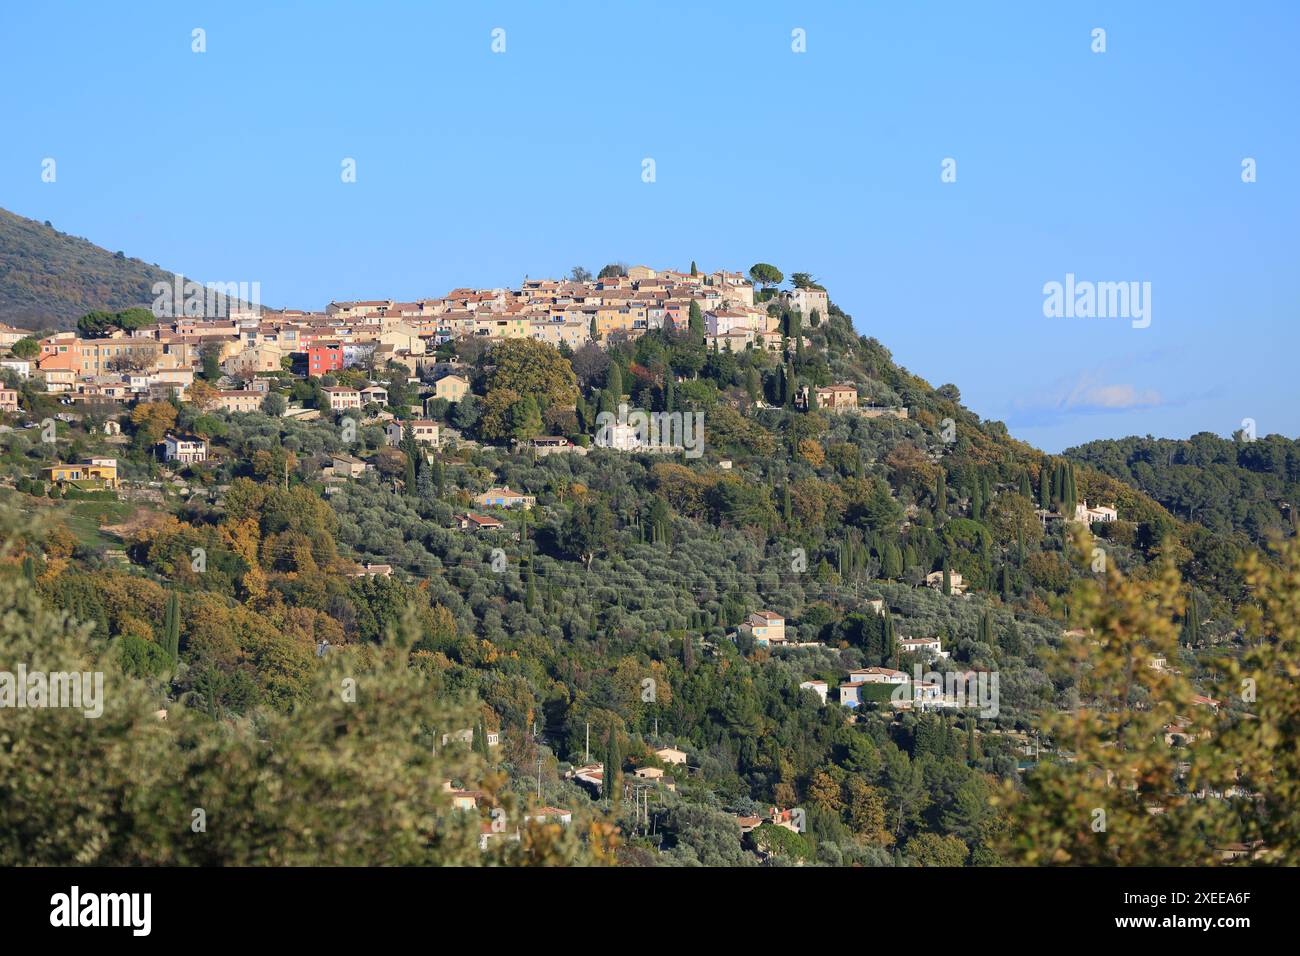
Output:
[{"xmin": 997, "ymin": 527, "xmax": 1300, "ymax": 865}]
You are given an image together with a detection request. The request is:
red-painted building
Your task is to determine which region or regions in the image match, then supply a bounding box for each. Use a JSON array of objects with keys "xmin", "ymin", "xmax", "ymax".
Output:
[{"xmin": 307, "ymin": 343, "xmax": 344, "ymax": 376}]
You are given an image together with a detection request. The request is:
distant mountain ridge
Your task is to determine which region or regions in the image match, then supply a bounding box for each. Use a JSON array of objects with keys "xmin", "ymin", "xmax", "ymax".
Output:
[{"xmin": 0, "ymin": 207, "xmax": 181, "ymax": 330}]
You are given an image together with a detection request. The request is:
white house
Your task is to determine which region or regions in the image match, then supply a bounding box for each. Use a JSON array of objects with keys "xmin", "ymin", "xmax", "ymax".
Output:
[
  {"xmin": 1074, "ymin": 499, "xmax": 1119, "ymax": 524},
  {"xmin": 849, "ymin": 666, "xmax": 909, "ymax": 684},
  {"xmin": 386, "ymin": 419, "xmax": 440, "ymax": 447},
  {"xmin": 162, "ymin": 433, "xmax": 207, "ymax": 464},
  {"xmin": 898, "ymin": 636, "xmax": 948, "ymax": 660},
  {"xmin": 655, "ymin": 746, "xmax": 687, "ymax": 766},
  {"xmin": 799, "ymin": 679, "xmax": 828, "ymax": 704},
  {"xmin": 323, "ymin": 386, "xmax": 362, "ymax": 411}
]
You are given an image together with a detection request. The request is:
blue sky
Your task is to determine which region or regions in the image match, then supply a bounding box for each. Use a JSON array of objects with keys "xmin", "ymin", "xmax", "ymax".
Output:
[{"xmin": 2, "ymin": 1, "xmax": 1296, "ymax": 452}]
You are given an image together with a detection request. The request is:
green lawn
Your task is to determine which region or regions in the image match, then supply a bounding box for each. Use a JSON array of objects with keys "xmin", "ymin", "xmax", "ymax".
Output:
[{"xmin": 60, "ymin": 499, "xmax": 137, "ymax": 548}]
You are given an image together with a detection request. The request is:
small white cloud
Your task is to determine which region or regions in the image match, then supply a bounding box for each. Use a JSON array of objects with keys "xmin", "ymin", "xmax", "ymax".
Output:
[
  {"xmin": 1007, "ymin": 366, "xmax": 1163, "ymax": 427},
  {"xmin": 1067, "ymin": 382, "xmax": 1161, "ymax": 410}
]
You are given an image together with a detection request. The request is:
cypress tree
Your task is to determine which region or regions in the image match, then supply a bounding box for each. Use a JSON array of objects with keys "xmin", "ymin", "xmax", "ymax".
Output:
[
  {"xmin": 882, "ymin": 541, "xmax": 902, "ymax": 579},
  {"xmin": 942, "ymin": 562, "xmax": 952, "ymax": 597},
  {"xmin": 604, "ymin": 729, "xmax": 621, "ymax": 804},
  {"xmin": 688, "ymin": 300, "xmax": 704, "ymax": 343},
  {"xmin": 163, "ymin": 591, "xmax": 181, "ymax": 659},
  {"xmin": 403, "ymin": 450, "xmax": 416, "ymax": 494},
  {"xmin": 524, "ymin": 565, "xmax": 538, "ymax": 612},
  {"xmin": 1182, "ymin": 592, "xmax": 1202, "ymax": 647}
]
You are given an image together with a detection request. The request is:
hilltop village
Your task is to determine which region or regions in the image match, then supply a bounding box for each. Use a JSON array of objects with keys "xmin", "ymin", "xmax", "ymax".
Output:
[{"xmin": 8, "ymin": 260, "xmax": 1267, "ymax": 871}]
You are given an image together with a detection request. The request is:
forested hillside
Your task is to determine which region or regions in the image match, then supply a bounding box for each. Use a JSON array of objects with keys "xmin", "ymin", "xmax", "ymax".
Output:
[
  {"xmin": 0, "ymin": 207, "xmax": 174, "ymax": 329},
  {"xmin": 1067, "ymin": 432, "xmax": 1300, "ymax": 548},
  {"xmin": 1, "ymin": 291, "xmax": 1290, "ymax": 867}
]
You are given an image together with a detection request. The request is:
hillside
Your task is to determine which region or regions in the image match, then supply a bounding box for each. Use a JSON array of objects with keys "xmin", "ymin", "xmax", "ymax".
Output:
[
  {"xmin": 1066, "ymin": 432, "xmax": 1300, "ymax": 548},
  {"xmin": 0, "ymin": 207, "xmax": 176, "ymax": 329},
  {"xmin": 0, "ymin": 275, "xmax": 1285, "ymax": 867}
]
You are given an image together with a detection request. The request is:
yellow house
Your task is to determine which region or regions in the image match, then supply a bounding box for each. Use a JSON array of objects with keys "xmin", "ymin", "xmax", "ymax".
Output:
[
  {"xmin": 594, "ymin": 306, "xmax": 648, "ymax": 338},
  {"xmin": 432, "ymin": 374, "xmax": 470, "ymax": 402},
  {"xmin": 41, "ymin": 458, "xmax": 119, "ymax": 489},
  {"xmin": 745, "ymin": 610, "xmax": 786, "ymax": 646}
]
